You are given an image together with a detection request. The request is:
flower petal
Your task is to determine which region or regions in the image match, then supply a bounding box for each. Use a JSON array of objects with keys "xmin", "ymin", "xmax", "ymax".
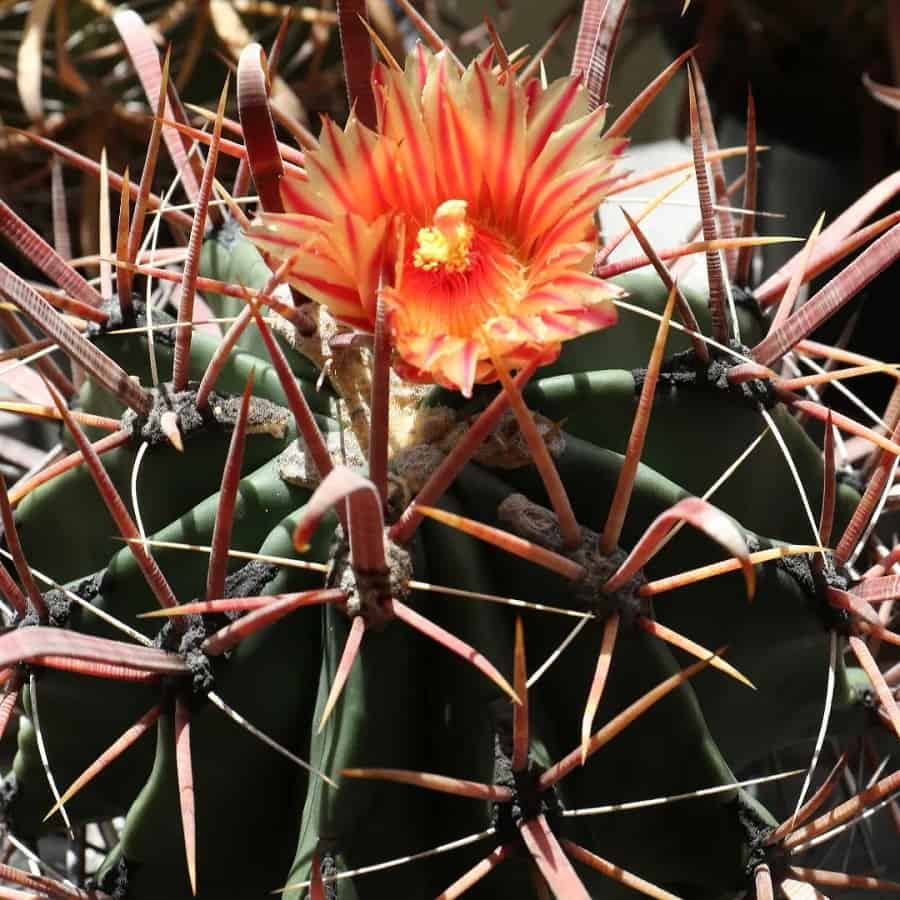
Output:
[{"xmin": 249, "ymin": 45, "xmax": 620, "ymax": 393}]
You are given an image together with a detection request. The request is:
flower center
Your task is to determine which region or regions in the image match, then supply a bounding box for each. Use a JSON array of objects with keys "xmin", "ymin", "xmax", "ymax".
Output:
[{"xmin": 413, "ymin": 199, "xmax": 474, "ymax": 274}]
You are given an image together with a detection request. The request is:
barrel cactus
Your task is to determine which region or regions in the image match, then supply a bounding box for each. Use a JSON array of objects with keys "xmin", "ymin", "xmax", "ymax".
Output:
[{"xmin": 0, "ymin": 3, "xmax": 898, "ymax": 899}]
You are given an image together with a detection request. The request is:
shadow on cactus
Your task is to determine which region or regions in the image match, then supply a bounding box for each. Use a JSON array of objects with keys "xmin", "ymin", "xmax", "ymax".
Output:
[{"xmin": 0, "ymin": 1, "xmax": 897, "ymax": 899}]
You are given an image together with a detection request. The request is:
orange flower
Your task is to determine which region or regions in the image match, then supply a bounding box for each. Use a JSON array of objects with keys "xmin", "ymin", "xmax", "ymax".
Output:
[{"xmin": 249, "ymin": 46, "xmax": 625, "ymax": 396}]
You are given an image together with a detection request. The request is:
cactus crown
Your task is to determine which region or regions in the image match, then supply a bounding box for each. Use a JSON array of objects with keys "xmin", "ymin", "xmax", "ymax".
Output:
[{"xmin": 0, "ymin": 2, "xmax": 898, "ymax": 899}]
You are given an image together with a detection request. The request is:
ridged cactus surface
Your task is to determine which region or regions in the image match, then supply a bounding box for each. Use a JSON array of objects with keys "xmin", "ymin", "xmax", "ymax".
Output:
[{"xmin": 0, "ymin": 4, "xmax": 897, "ymax": 900}]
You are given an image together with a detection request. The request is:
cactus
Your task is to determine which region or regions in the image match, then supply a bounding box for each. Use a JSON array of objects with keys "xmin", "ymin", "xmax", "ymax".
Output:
[{"xmin": 0, "ymin": 3, "xmax": 898, "ymax": 899}]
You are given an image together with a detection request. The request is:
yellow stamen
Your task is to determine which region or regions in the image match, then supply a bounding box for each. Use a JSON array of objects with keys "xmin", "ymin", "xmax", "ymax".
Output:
[{"xmin": 413, "ymin": 199, "xmax": 474, "ymax": 273}]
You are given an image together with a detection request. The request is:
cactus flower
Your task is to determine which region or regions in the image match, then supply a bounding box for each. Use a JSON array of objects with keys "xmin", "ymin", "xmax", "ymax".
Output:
[{"xmin": 250, "ymin": 47, "xmax": 625, "ymax": 395}]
